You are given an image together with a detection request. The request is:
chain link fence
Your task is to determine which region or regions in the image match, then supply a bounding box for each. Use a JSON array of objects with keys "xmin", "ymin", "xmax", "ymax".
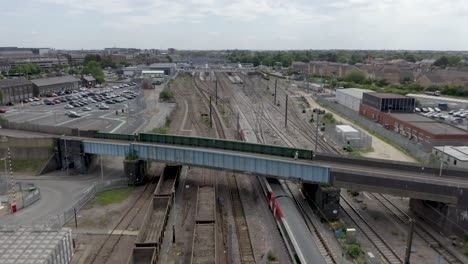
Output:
[
  {"xmin": 1, "ymin": 178, "xmax": 128, "ymax": 229},
  {"xmin": 324, "ymin": 123, "xmax": 372, "ymax": 150},
  {"xmin": 315, "ymin": 95, "xmax": 435, "ymax": 162}
]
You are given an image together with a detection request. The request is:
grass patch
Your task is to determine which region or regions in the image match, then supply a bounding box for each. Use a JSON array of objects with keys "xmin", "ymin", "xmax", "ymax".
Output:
[
  {"xmin": 10, "ymin": 159, "xmax": 47, "ymax": 174},
  {"xmin": 267, "ymin": 250, "xmax": 277, "ymax": 261},
  {"xmin": 216, "ymin": 102, "xmax": 225, "ymax": 115},
  {"xmin": 148, "ymin": 117, "xmax": 171, "ymax": 134},
  {"xmin": 96, "ymin": 188, "xmax": 134, "ymax": 205}
]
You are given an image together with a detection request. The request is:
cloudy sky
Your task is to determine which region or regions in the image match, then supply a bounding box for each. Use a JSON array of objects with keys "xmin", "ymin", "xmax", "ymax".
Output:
[{"xmin": 1, "ymin": 0, "xmax": 467, "ymax": 50}]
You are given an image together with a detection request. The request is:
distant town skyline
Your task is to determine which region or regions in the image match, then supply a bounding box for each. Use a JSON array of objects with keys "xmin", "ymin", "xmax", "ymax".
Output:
[{"xmin": 1, "ymin": 0, "xmax": 468, "ymax": 50}]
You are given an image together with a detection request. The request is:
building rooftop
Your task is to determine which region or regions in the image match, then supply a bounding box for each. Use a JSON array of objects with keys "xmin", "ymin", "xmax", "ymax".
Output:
[
  {"xmin": 336, "ymin": 125, "xmax": 358, "ymax": 133},
  {"xmin": 142, "ymin": 70, "xmax": 164, "ymax": 74},
  {"xmin": 368, "ymin": 93, "xmax": 408, "ymax": 99},
  {"xmin": 0, "ymin": 227, "xmax": 73, "ymax": 263},
  {"xmin": 0, "ymin": 78, "xmax": 32, "ymax": 89},
  {"xmin": 148, "ymin": 63, "xmax": 176, "ymax": 68},
  {"xmin": 433, "ymin": 146, "xmax": 468, "ymax": 161},
  {"xmin": 82, "ymin": 75, "xmax": 96, "ymax": 82},
  {"xmin": 389, "ymin": 113, "xmax": 468, "ymax": 135},
  {"xmin": 406, "ymin": 94, "xmax": 468, "ymax": 104},
  {"xmin": 336, "ymin": 88, "xmax": 374, "ymax": 99},
  {"xmin": 31, "ymin": 75, "xmax": 79, "ymax": 87}
]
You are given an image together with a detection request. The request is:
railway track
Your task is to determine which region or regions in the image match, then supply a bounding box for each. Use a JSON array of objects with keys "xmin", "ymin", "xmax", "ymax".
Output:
[
  {"xmin": 369, "ymin": 193, "xmax": 465, "ymax": 264},
  {"xmin": 192, "ymin": 73, "xmax": 226, "ymax": 139},
  {"xmin": 284, "ymin": 183, "xmax": 337, "ymax": 264},
  {"xmin": 89, "ymin": 184, "xmax": 154, "ymax": 264},
  {"xmin": 228, "ymin": 174, "xmax": 256, "ymax": 264},
  {"xmin": 340, "ymin": 195, "xmax": 403, "ymax": 264}
]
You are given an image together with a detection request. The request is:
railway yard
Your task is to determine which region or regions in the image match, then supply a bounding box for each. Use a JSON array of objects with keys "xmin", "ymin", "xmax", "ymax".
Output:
[{"xmin": 8, "ymin": 71, "xmax": 468, "ymax": 264}]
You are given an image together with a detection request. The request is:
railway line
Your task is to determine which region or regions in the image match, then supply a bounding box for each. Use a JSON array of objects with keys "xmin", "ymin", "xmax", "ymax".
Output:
[
  {"xmin": 369, "ymin": 193, "xmax": 465, "ymax": 264},
  {"xmin": 340, "ymin": 195, "xmax": 403, "ymax": 264},
  {"xmin": 89, "ymin": 184, "xmax": 155, "ymax": 264},
  {"xmin": 228, "ymin": 174, "xmax": 256, "ymax": 264}
]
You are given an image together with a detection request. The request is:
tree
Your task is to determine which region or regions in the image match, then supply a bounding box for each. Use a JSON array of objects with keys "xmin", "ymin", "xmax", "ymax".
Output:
[
  {"xmin": 84, "ymin": 54, "xmax": 101, "ymax": 64},
  {"xmin": 344, "ymin": 71, "xmax": 366, "ymax": 84},
  {"xmin": 82, "ymin": 61, "xmax": 104, "ymax": 83},
  {"xmin": 166, "ymin": 55, "xmax": 173, "ymax": 63},
  {"xmin": 100, "ymin": 55, "xmax": 115, "ymax": 68},
  {"xmin": 434, "ymin": 56, "xmax": 449, "ymax": 67}
]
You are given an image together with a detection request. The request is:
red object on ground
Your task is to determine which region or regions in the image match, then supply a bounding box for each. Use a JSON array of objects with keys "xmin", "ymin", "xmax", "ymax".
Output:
[
  {"xmin": 0, "ymin": 109, "xmax": 6, "ymax": 113},
  {"xmin": 11, "ymin": 204, "xmax": 17, "ymax": 213}
]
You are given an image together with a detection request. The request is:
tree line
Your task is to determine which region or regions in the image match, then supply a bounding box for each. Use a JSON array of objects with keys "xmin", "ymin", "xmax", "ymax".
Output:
[{"xmin": 227, "ymin": 50, "xmax": 468, "ymax": 68}]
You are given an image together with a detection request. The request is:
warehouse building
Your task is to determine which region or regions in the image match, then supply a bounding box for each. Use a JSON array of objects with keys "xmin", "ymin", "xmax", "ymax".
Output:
[
  {"xmin": 31, "ymin": 75, "xmax": 80, "ymax": 96},
  {"xmin": 0, "ymin": 227, "xmax": 74, "ymax": 264},
  {"xmin": 147, "ymin": 63, "xmax": 177, "ymax": 76},
  {"xmin": 359, "ymin": 92, "xmax": 468, "ymax": 148},
  {"xmin": 335, "ymin": 88, "xmax": 374, "ymax": 111},
  {"xmin": 432, "ymin": 146, "xmax": 468, "ymax": 169},
  {"xmin": 0, "ymin": 78, "xmax": 35, "ymax": 104},
  {"xmin": 362, "ymin": 92, "xmax": 415, "ymax": 112}
]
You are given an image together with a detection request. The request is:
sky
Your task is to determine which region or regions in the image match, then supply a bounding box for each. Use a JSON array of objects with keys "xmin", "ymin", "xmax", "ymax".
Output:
[{"xmin": 1, "ymin": 0, "xmax": 468, "ymax": 50}]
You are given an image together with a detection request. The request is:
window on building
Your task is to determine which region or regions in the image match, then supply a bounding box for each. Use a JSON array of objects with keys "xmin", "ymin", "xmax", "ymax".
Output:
[{"xmin": 454, "ymin": 160, "xmax": 457, "ymax": 165}]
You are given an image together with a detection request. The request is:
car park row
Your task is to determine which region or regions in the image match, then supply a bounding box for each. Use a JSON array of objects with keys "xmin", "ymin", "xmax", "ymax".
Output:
[{"xmin": 0, "ymin": 83, "xmax": 138, "ymax": 117}]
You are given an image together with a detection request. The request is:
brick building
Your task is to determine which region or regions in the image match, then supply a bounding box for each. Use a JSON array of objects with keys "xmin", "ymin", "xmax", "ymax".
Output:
[
  {"xmin": 0, "ymin": 78, "xmax": 35, "ymax": 104},
  {"xmin": 359, "ymin": 93, "xmax": 468, "ymax": 146},
  {"xmin": 31, "ymin": 75, "xmax": 79, "ymax": 96}
]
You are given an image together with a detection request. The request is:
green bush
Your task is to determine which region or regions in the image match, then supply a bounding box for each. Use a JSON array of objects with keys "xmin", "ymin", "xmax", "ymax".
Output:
[
  {"xmin": 267, "ymin": 250, "xmax": 277, "ymax": 261},
  {"xmin": 160, "ymin": 89, "xmax": 175, "ymax": 101},
  {"xmin": 346, "ymin": 243, "xmax": 362, "ymax": 258}
]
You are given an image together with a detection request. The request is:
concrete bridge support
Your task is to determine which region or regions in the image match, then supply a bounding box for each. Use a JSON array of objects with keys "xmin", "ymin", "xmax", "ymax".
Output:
[
  {"xmin": 123, "ymin": 159, "xmax": 148, "ymax": 185},
  {"xmin": 410, "ymin": 192, "xmax": 468, "ymax": 238},
  {"xmin": 57, "ymin": 139, "xmax": 89, "ymax": 174}
]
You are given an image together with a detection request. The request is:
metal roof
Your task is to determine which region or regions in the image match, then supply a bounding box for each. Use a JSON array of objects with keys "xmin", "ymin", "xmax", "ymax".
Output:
[
  {"xmin": 0, "ymin": 78, "xmax": 32, "ymax": 89},
  {"xmin": 433, "ymin": 146, "xmax": 468, "ymax": 161},
  {"xmin": 336, "ymin": 88, "xmax": 374, "ymax": 99},
  {"xmin": 368, "ymin": 92, "xmax": 408, "ymax": 99},
  {"xmin": 142, "ymin": 70, "xmax": 164, "ymax": 74},
  {"xmin": 389, "ymin": 113, "xmax": 468, "ymax": 135},
  {"xmin": 82, "ymin": 75, "xmax": 95, "ymax": 82},
  {"xmin": 31, "ymin": 75, "xmax": 79, "ymax": 87},
  {"xmin": 407, "ymin": 94, "xmax": 468, "ymax": 104},
  {"xmin": 148, "ymin": 63, "xmax": 176, "ymax": 68}
]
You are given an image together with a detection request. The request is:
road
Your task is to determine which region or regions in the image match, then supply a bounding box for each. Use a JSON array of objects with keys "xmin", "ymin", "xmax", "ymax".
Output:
[{"xmin": 0, "ymin": 173, "xmax": 98, "ymax": 226}]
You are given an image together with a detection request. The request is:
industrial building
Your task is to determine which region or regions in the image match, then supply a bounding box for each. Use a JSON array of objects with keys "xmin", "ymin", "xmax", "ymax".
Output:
[
  {"xmin": 432, "ymin": 146, "xmax": 468, "ymax": 169},
  {"xmin": 31, "ymin": 75, "xmax": 80, "ymax": 95},
  {"xmin": 81, "ymin": 75, "xmax": 96, "ymax": 88},
  {"xmin": 359, "ymin": 92, "xmax": 468, "ymax": 147},
  {"xmin": 0, "ymin": 78, "xmax": 34, "ymax": 104},
  {"xmin": 362, "ymin": 92, "xmax": 415, "ymax": 112},
  {"xmin": 335, "ymin": 88, "xmax": 374, "ymax": 111},
  {"xmin": 0, "ymin": 227, "xmax": 74, "ymax": 264},
  {"xmin": 147, "ymin": 63, "xmax": 176, "ymax": 76}
]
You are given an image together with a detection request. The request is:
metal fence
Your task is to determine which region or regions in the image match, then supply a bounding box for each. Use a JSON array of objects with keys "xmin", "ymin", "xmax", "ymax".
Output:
[
  {"xmin": 324, "ymin": 123, "xmax": 372, "ymax": 150},
  {"xmin": 315, "ymin": 95, "xmax": 434, "ymax": 163},
  {"xmin": 2, "ymin": 178, "xmax": 128, "ymax": 229}
]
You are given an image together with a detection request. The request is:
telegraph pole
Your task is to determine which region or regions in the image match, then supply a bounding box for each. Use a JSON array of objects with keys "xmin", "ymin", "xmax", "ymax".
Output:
[
  {"xmin": 404, "ymin": 220, "xmax": 415, "ymax": 264},
  {"xmin": 209, "ymin": 96, "xmax": 213, "ymax": 128},
  {"xmin": 237, "ymin": 113, "xmax": 240, "ymax": 140},
  {"xmin": 215, "ymin": 80, "xmax": 218, "ymax": 104},
  {"xmin": 274, "ymin": 79, "xmax": 277, "ymax": 105},
  {"xmin": 285, "ymin": 95, "xmax": 288, "ymax": 128},
  {"xmin": 315, "ymin": 112, "xmax": 320, "ymax": 154}
]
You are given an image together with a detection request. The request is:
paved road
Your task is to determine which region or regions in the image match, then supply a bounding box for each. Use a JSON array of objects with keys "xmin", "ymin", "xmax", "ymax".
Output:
[{"xmin": 0, "ymin": 174, "xmax": 98, "ymax": 226}]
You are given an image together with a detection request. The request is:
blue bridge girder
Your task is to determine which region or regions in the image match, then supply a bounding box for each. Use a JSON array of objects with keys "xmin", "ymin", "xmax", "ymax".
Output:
[{"xmin": 83, "ymin": 140, "xmax": 331, "ymax": 184}]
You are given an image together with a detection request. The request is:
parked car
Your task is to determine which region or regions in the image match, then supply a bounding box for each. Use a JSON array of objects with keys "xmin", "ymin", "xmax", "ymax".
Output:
[
  {"xmin": 422, "ymin": 108, "xmax": 429, "ymax": 112},
  {"xmin": 99, "ymin": 104, "xmax": 109, "ymax": 110},
  {"xmin": 415, "ymin": 107, "xmax": 421, "ymax": 112},
  {"xmin": 65, "ymin": 104, "xmax": 74, "ymax": 109},
  {"xmin": 434, "ymin": 107, "xmax": 441, "ymax": 112},
  {"xmin": 0, "ymin": 109, "xmax": 7, "ymax": 113},
  {"xmin": 82, "ymin": 107, "xmax": 92, "ymax": 111}
]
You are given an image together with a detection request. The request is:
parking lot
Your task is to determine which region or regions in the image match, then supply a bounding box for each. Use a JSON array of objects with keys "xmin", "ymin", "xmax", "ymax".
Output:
[
  {"xmin": 416, "ymin": 107, "xmax": 468, "ymax": 130},
  {"xmin": 1, "ymin": 83, "xmax": 148, "ymax": 134}
]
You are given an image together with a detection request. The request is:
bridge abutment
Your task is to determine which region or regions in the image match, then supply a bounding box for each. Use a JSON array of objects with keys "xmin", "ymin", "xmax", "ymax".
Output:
[
  {"xmin": 123, "ymin": 159, "xmax": 148, "ymax": 185},
  {"xmin": 58, "ymin": 139, "xmax": 89, "ymax": 174},
  {"xmin": 410, "ymin": 193, "xmax": 468, "ymax": 238},
  {"xmin": 302, "ymin": 183, "xmax": 340, "ymax": 221}
]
